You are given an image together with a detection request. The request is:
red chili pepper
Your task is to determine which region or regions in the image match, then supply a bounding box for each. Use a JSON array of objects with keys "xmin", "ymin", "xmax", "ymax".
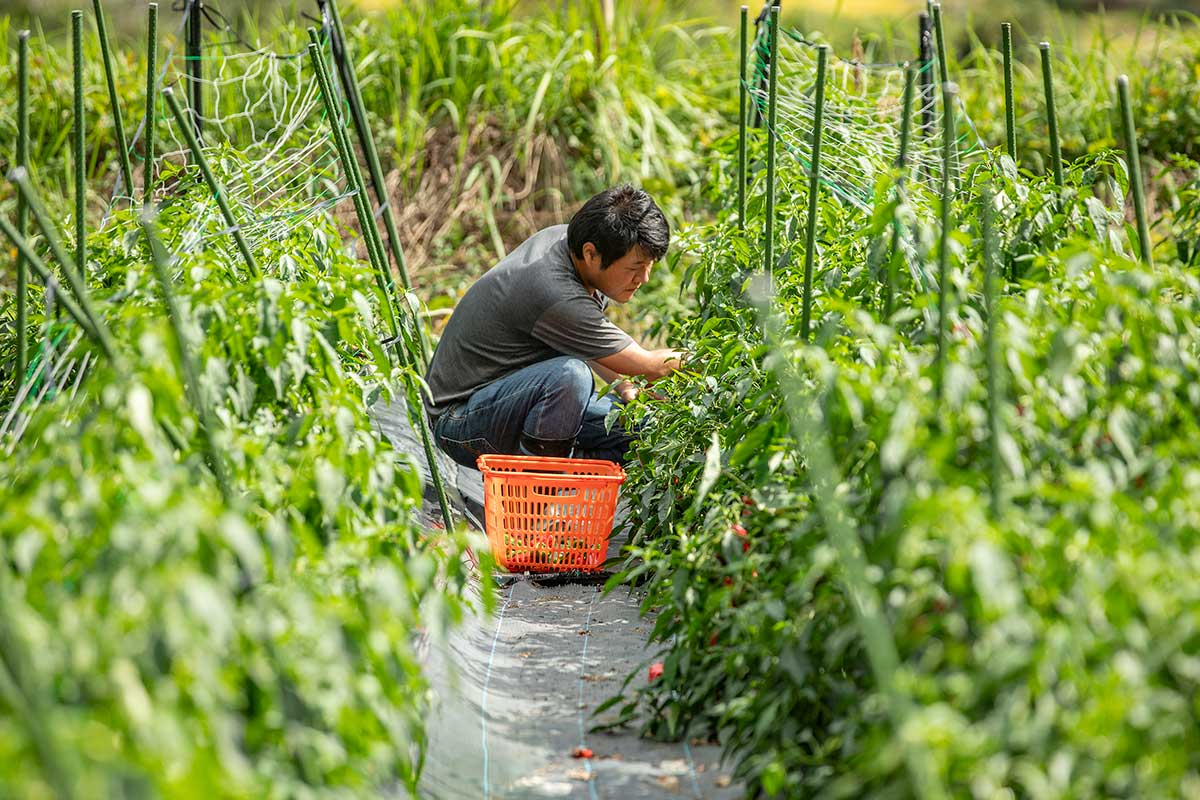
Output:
[
  {"xmin": 731, "ymin": 524, "xmax": 748, "ymax": 538},
  {"xmin": 571, "ymin": 747, "xmax": 594, "ymax": 759},
  {"xmin": 648, "ymin": 662, "xmax": 664, "ymax": 682},
  {"xmin": 724, "ymin": 576, "xmax": 733, "ymax": 586}
]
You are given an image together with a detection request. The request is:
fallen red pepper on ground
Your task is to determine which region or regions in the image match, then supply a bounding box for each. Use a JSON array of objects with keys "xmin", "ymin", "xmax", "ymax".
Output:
[
  {"xmin": 571, "ymin": 746, "xmax": 594, "ymax": 759},
  {"xmin": 648, "ymin": 662, "xmax": 664, "ymax": 682}
]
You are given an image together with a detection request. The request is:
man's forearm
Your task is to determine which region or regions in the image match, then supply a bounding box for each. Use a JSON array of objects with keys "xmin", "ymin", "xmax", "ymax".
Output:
[{"xmin": 589, "ymin": 360, "xmax": 623, "ymax": 385}]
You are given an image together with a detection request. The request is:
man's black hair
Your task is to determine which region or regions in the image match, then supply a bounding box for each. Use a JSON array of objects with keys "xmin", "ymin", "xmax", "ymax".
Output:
[{"xmin": 567, "ymin": 185, "xmax": 670, "ymax": 269}]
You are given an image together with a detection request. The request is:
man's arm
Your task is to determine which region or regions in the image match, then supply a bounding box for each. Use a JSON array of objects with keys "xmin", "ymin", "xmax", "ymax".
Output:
[{"xmin": 594, "ymin": 341, "xmax": 684, "ymax": 382}]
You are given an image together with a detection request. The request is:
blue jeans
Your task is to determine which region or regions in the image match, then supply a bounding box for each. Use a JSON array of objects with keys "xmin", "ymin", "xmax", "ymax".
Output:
[{"xmin": 431, "ymin": 357, "xmax": 636, "ymax": 469}]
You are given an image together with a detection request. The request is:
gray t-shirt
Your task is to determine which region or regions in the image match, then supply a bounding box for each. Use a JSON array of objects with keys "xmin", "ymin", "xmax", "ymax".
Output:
[{"xmin": 423, "ymin": 225, "xmax": 634, "ymax": 417}]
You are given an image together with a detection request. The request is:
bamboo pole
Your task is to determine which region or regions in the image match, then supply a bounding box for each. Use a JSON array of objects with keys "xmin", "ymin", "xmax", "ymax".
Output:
[
  {"xmin": 762, "ymin": 4, "xmax": 780, "ymax": 277},
  {"xmin": 800, "ymin": 45, "xmax": 828, "ymax": 342},
  {"xmin": 1040, "ymin": 43, "xmax": 1064, "ymax": 187},
  {"xmin": 981, "ymin": 183, "xmax": 1001, "ymax": 516},
  {"xmin": 72, "ymin": 10, "xmax": 86, "ymax": 279},
  {"xmin": 140, "ymin": 211, "xmax": 234, "ymax": 502},
  {"xmin": 92, "ymin": 0, "xmax": 134, "ymax": 203},
  {"xmin": 15, "ymin": 30, "xmax": 30, "ymax": 384},
  {"xmin": 1117, "ymin": 75, "xmax": 1153, "ymax": 266},
  {"xmin": 162, "ymin": 87, "xmax": 259, "ymax": 276},
  {"xmin": 738, "ymin": 5, "xmax": 748, "ymax": 231},
  {"xmin": 936, "ymin": 83, "xmax": 958, "ymax": 402},
  {"xmin": 306, "ymin": 38, "xmax": 455, "ymax": 532},
  {"xmin": 144, "ymin": 3, "xmax": 158, "ymax": 204},
  {"xmin": 1001, "ymin": 23, "xmax": 1016, "ymax": 162}
]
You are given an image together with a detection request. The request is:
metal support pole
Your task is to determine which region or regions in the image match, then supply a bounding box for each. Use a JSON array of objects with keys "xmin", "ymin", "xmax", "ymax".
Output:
[
  {"xmin": 141, "ymin": 211, "xmax": 234, "ymax": 502},
  {"xmin": 738, "ymin": 4, "xmax": 748, "ymax": 231},
  {"xmin": 800, "ymin": 45, "xmax": 828, "ymax": 342},
  {"xmin": 162, "ymin": 87, "xmax": 259, "ymax": 276},
  {"xmin": 144, "ymin": 3, "xmax": 158, "ymax": 205},
  {"xmin": 320, "ymin": 0, "xmax": 432, "ymax": 367},
  {"xmin": 1001, "ymin": 23, "xmax": 1016, "ymax": 162},
  {"xmin": 918, "ymin": 12, "xmax": 933, "ymax": 137},
  {"xmin": 762, "ymin": 5, "xmax": 780, "ymax": 277},
  {"xmin": 931, "ymin": 3, "xmax": 949, "ymax": 86},
  {"xmin": 9, "ymin": 169, "xmax": 119, "ymax": 362},
  {"xmin": 936, "ymin": 83, "xmax": 958, "ymax": 402},
  {"xmin": 72, "ymin": 10, "xmax": 86, "ymax": 279},
  {"xmin": 981, "ymin": 183, "xmax": 1001, "ymax": 516},
  {"xmin": 306, "ymin": 38, "xmax": 455, "ymax": 532},
  {"xmin": 15, "ymin": 30, "xmax": 30, "ymax": 384},
  {"xmin": 305, "ymin": 37, "xmax": 398, "ymax": 334},
  {"xmin": 93, "ymin": 0, "xmax": 134, "ymax": 203},
  {"xmin": 885, "ymin": 63, "xmax": 916, "ymax": 317},
  {"xmin": 186, "ymin": 0, "xmax": 203, "ymax": 142},
  {"xmin": 1040, "ymin": 43, "xmax": 1063, "ymax": 187},
  {"xmin": 1117, "ymin": 75, "xmax": 1153, "ymax": 266}
]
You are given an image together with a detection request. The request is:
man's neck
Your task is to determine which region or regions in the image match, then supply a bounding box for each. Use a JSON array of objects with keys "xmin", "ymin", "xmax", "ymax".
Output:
[{"xmin": 569, "ymin": 252, "xmax": 597, "ymax": 295}]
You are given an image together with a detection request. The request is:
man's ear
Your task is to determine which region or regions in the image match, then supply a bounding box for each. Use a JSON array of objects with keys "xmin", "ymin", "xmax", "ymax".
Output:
[{"xmin": 582, "ymin": 242, "xmax": 602, "ymax": 270}]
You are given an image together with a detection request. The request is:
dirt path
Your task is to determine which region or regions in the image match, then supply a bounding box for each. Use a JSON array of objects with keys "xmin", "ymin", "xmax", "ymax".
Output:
[{"xmin": 371, "ymin": 396, "xmax": 743, "ymax": 799}]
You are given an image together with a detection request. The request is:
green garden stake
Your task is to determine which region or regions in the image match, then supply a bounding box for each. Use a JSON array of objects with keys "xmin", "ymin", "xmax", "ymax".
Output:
[
  {"xmin": 1001, "ymin": 23, "xmax": 1016, "ymax": 162},
  {"xmin": 1040, "ymin": 42, "xmax": 1064, "ymax": 188},
  {"xmin": 931, "ymin": 3, "xmax": 949, "ymax": 87},
  {"xmin": 738, "ymin": 4, "xmax": 748, "ymax": 231},
  {"xmin": 936, "ymin": 83, "xmax": 958, "ymax": 402},
  {"xmin": 885, "ymin": 63, "xmax": 916, "ymax": 318},
  {"xmin": 162, "ymin": 87, "xmax": 260, "ymax": 277},
  {"xmin": 800, "ymin": 45, "xmax": 828, "ymax": 342},
  {"xmin": 1117, "ymin": 75, "xmax": 1153, "ymax": 266},
  {"xmin": 322, "ymin": 0, "xmax": 413, "ymax": 292},
  {"xmin": 9, "ymin": 169, "xmax": 119, "ymax": 363},
  {"xmin": 930, "ymin": 3, "xmax": 960, "ymax": 193},
  {"xmin": 186, "ymin": 0, "xmax": 203, "ymax": 142},
  {"xmin": 72, "ymin": 10, "xmax": 86, "ymax": 279},
  {"xmin": 141, "ymin": 211, "xmax": 234, "ymax": 503},
  {"xmin": 15, "ymin": 30, "xmax": 30, "ymax": 384},
  {"xmin": 0, "ymin": 217, "xmax": 102, "ymax": 356},
  {"xmin": 144, "ymin": 3, "xmax": 158, "ymax": 204},
  {"xmin": 306, "ymin": 38, "xmax": 455, "ymax": 533},
  {"xmin": 981, "ymin": 183, "xmax": 1002, "ymax": 515},
  {"xmin": 918, "ymin": 12, "xmax": 933, "ymax": 137},
  {"xmin": 305, "ymin": 36, "xmax": 398, "ymax": 335},
  {"xmin": 321, "ymin": 0, "xmax": 432, "ymax": 367},
  {"xmin": 93, "ymin": 0, "xmax": 134, "ymax": 203},
  {"xmin": 763, "ymin": 5, "xmax": 780, "ymax": 277}
]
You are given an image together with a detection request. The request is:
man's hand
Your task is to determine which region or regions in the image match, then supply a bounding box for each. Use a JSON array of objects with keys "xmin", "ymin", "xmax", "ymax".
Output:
[
  {"xmin": 613, "ymin": 380, "xmax": 640, "ymax": 403},
  {"xmin": 596, "ymin": 343, "xmax": 686, "ymax": 382}
]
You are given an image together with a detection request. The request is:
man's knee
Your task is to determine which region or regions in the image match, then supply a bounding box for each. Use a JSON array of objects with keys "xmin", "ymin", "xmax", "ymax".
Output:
[{"xmin": 543, "ymin": 357, "xmax": 594, "ymax": 412}]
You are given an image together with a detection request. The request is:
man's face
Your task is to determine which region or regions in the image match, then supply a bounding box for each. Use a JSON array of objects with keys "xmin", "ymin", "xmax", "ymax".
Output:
[{"xmin": 579, "ymin": 243, "xmax": 655, "ymax": 303}]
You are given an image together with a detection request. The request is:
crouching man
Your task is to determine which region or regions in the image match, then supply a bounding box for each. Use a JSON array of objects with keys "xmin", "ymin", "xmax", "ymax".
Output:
[{"xmin": 423, "ymin": 185, "xmax": 683, "ymax": 467}]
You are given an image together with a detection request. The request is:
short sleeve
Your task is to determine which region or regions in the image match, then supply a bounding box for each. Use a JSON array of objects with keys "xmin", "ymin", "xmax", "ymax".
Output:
[{"xmin": 531, "ymin": 296, "xmax": 634, "ymax": 360}]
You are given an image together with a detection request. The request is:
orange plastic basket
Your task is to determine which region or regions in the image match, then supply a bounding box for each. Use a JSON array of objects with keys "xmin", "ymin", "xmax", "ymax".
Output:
[{"xmin": 476, "ymin": 454, "xmax": 627, "ymax": 573}]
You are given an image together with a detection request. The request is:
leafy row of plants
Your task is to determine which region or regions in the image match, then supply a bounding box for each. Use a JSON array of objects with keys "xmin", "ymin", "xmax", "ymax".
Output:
[
  {"xmin": 605, "ymin": 58, "xmax": 1200, "ymax": 800},
  {"xmin": 0, "ymin": 150, "xmax": 484, "ymax": 797}
]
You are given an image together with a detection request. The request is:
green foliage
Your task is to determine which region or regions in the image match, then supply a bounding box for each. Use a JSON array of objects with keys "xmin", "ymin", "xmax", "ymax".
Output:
[
  {"xmin": 605, "ymin": 73, "xmax": 1200, "ymax": 800},
  {"xmin": 0, "ymin": 150, "xmax": 482, "ymax": 796}
]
